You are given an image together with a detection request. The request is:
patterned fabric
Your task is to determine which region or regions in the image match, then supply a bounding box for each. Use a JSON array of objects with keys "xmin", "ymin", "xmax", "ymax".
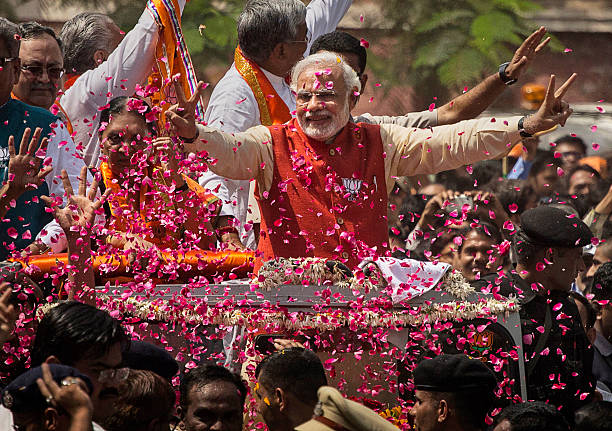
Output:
[
  {"xmin": 234, "ymin": 47, "xmax": 292, "ymax": 126},
  {"xmin": 146, "ymin": 0, "xmax": 203, "ymax": 122}
]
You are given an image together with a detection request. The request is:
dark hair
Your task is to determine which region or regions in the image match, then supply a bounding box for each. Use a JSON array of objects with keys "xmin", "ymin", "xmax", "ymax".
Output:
[
  {"xmin": 0, "ymin": 17, "xmax": 21, "ymax": 58},
  {"xmin": 556, "ymin": 135, "xmax": 587, "ymax": 155},
  {"xmin": 513, "ymin": 229, "xmax": 545, "ymax": 266},
  {"xmin": 431, "ymin": 390, "xmax": 494, "ymax": 429},
  {"xmin": 591, "ymin": 261, "xmax": 612, "ymax": 303},
  {"xmin": 569, "ymin": 291, "xmax": 597, "ymax": 330},
  {"xmin": 100, "ymin": 369, "xmax": 176, "ymax": 431},
  {"xmin": 99, "ymin": 96, "xmax": 156, "ymax": 136},
  {"xmin": 486, "ymin": 179, "xmax": 534, "ymax": 217},
  {"xmin": 494, "ymin": 401, "xmax": 570, "ymax": 431},
  {"xmin": 309, "ymin": 31, "xmax": 367, "ymax": 75},
  {"xmin": 436, "ymin": 170, "xmax": 475, "ymax": 192},
  {"xmin": 396, "ymin": 194, "xmax": 428, "ymax": 238},
  {"xmin": 179, "ymin": 363, "xmax": 247, "ymax": 410},
  {"xmin": 471, "ymin": 159, "xmax": 503, "ymax": 188},
  {"xmin": 574, "ymin": 401, "xmax": 612, "ymax": 431},
  {"xmin": 237, "ymin": 0, "xmax": 306, "ymax": 64},
  {"xmin": 18, "ymin": 22, "xmax": 63, "ymax": 53},
  {"xmin": 31, "ymin": 301, "xmax": 128, "ymax": 366},
  {"xmin": 60, "ymin": 12, "xmax": 115, "ymax": 75},
  {"xmin": 529, "ymin": 152, "xmax": 561, "ymax": 178},
  {"xmin": 255, "ymin": 347, "xmax": 327, "ymax": 405}
]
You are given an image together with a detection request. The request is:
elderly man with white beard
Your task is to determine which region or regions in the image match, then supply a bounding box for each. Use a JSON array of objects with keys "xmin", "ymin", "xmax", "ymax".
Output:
[{"xmin": 168, "ymin": 51, "xmax": 576, "ymax": 271}]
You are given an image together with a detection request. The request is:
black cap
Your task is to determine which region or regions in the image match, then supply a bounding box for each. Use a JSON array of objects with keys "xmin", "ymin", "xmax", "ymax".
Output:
[
  {"xmin": 413, "ymin": 354, "xmax": 497, "ymax": 393},
  {"xmin": 123, "ymin": 341, "xmax": 179, "ymax": 380},
  {"xmin": 519, "ymin": 206, "xmax": 593, "ymax": 248},
  {"xmin": 2, "ymin": 364, "xmax": 92, "ymax": 413}
]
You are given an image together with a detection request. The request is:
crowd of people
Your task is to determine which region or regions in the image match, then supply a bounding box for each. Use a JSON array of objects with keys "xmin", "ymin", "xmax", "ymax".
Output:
[{"xmin": 0, "ymin": 0, "xmax": 611, "ymax": 429}]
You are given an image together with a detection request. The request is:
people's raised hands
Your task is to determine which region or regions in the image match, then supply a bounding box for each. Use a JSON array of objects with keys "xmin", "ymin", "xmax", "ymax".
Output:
[
  {"xmin": 0, "ymin": 283, "xmax": 16, "ymax": 345},
  {"xmin": 5, "ymin": 127, "xmax": 52, "ymax": 199},
  {"xmin": 36, "ymin": 363, "xmax": 93, "ymax": 422},
  {"xmin": 417, "ymin": 190, "xmax": 461, "ymax": 229},
  {"xmin": 523, "ymin": 74, "xmax": 576, "ymax": 134},
  {"xmin": 165, "ymin": 80, "xmax": 206, "ymax": 143},
  {"xmin": 152, "ymin": 137, "xmax": 183, "ymax": 184},
  {"xmin": 504, "ymin": 27, "xmax": 550, "ymax": 80},
  {"xmin": 41, "ymin": 166, "xmax": 108, "ymax": 240}
]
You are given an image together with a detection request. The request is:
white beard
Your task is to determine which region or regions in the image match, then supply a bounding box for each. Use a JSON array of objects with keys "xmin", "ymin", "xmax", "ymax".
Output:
[{"xmin": 298, "ymin": 104, "xmax": 350, "ymax": 141}]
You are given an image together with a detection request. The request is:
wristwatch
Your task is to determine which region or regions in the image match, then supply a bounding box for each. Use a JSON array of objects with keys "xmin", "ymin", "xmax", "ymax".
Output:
[
  {"xmin": 498, "ymin": 62, "xmax": 517, "ymax": 86},
  {"xmin": 518, "ymin": 116, "xmax": 533, "ymax": 138}
]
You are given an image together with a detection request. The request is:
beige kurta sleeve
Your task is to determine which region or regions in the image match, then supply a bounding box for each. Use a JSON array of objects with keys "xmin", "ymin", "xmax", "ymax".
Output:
[
  {"xmin": 381, "ymin": 116, "xmax": 522, "ymax": 194},
  {"xmin": 195, "ymin": 124, "xmax": 275, "ymax": 191}
]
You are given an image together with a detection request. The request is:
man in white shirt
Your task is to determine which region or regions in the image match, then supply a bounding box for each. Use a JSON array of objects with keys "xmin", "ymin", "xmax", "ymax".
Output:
[
  {"xmin": 8, "ymin": 22, "xmax": 89, "ymax": 254},
  {"xmin": 201, "ymin": 0, "xmax": 353, "ymax": 250},
  {"xmin": 57, "ymin": 0, "xmax": 187, "ymax": 168}
]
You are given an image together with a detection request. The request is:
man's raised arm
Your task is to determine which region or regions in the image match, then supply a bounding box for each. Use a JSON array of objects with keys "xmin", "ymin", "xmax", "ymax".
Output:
[
  {"xmin": 166, "ymin": 83, "xmax": 274, "ymax": 186},
  {"xmin": 385, "ymin": 74, "xmax": 576, "ymax": 179}
]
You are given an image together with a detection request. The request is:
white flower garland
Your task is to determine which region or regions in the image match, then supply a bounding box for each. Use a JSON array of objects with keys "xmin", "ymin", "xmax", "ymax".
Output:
[{"xmin": 36, "ymin": 259, "xmax": 516, "ymax": 330}]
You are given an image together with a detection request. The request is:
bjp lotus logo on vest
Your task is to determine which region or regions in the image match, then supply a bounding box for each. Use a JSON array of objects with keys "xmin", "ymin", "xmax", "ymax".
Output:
[{"xmin": 342, "ymin": 177, "xmax": 363, "ymax": 201}]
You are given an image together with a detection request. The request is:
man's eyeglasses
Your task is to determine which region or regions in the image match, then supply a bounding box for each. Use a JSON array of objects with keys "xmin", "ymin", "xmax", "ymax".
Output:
[
  {"xmin": 286, "ymin": 35, "xmax": 310, "ymax": 45},
  {"xmin": 0, "ymin": 57, "xmax": 18, "ymax": 68},
  {"xmin": 20, "ymin": 64, "xmax": 64, "ymax": 80}
]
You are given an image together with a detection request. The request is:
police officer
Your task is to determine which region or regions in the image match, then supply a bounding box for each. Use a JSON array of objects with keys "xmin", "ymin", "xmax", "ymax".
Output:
[
  {"xmin": 512, "ymin": 206, "xmax": 597, "ymax": 416},
  {"xmin": 410, "ymin": 354, "xmax": 498, "ymax": 431},
  {"xmin": 2, "ymin": 363, "xmax": 93, "ymax": 431}
]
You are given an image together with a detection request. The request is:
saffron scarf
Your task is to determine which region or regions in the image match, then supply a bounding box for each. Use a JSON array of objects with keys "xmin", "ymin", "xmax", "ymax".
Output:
[
  {"xmin": 234, "ymin": 47, "xmax": 292, "ymax": 126},
  {"xmin": 146, "ymin": 0, "xmax": 204, "ymax": 124}
]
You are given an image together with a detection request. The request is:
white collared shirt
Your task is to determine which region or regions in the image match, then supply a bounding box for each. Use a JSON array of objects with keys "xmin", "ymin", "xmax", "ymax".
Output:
[
  {"xmin": 59, "ymin": 0, "xmax": 186, "ymax": 169},
  {"xmin": 200, "ymin": 0, "xmax": 353, "ymax": 249}
]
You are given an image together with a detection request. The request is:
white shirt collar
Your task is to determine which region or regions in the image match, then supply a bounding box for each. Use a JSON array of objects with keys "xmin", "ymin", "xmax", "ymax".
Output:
[{"xmin": 259, "ymin": 67, "xmax": 288, "ymax": 88}]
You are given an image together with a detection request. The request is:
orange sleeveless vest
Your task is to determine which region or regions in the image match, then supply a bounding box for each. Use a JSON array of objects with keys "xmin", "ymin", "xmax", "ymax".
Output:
[{"xmin": 255, "ymin": 118, "xmax": 389, "ymax": 271}]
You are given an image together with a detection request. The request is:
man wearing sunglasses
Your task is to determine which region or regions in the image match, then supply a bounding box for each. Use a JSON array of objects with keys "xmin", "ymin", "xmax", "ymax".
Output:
[
  {"xmin": 0, "ymin": 18, "xmax": 87, "ymax": 259},
  {"xmin": 12, "ymin": 23, "xmax": 64, "ymax": 111}
]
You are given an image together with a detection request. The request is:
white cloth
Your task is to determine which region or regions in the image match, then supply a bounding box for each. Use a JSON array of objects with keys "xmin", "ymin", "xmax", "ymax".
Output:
[
  {"xmin": 200, "ymin": 0, "xmax": 353, "ymax": 249},
  {"xmin": 35, "ymin": 119, "xmax": 89, "ymax": 252},
  {"xmin": 358, "ymin": 257, "xmax": 451, "ymax": 303},
  {"xmin": 59, "ymin": 0, "xmax": 186, "ymax": 168},
  {"xmin": 0, "ymin": 405, "xmax": 12, "ymax": 429}
]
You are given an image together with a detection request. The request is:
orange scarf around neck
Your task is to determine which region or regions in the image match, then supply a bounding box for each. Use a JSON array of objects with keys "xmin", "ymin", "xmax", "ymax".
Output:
[{"xmin": 234, "ymin": 47, "xmax": 292, "ymax": 126}]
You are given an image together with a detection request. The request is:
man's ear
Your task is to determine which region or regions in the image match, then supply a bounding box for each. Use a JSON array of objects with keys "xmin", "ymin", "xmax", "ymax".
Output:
[
  {"xmin": 275, "ymin": 387, "xmax": 287, "ymax": 411},
  {"xmin": 349, "ymin": 88, "xmax": 359, "ymax": 110},
  {"xmin": 437, "ymin": 399, "xmax": 449, "ymax": 423},
  {"xmin": 44, "ymin": 407, "xmax": 60, "ymax": 431},
  {"xmin": 271, "ymin": 42, "xmax": 285, "ymax": 61},
  {"xmin": 93, "ymin": 49, "xmax": 108, "ymax": 66},
  {"xmin": 45, "ymin": 355, "xmax": 61, "ymax": 365},
  {"xmin": 8, "ymin": 57, "xmax": 21, "ymax": 88},
  {"xmin": 359, "ymin": 73, "xmax": 368, "ymax": 93}
]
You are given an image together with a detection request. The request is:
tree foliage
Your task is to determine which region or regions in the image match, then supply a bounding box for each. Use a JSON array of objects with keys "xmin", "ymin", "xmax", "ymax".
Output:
[{"xmin": 374, "ymin": 0, "xmax": 559, "ymax": 105}]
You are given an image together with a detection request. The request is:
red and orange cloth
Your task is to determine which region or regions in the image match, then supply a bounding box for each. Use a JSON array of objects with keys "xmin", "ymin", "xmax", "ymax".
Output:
[{"xmin": 234, "ymin": 47, "xmax": 292, "ymax": 126}]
